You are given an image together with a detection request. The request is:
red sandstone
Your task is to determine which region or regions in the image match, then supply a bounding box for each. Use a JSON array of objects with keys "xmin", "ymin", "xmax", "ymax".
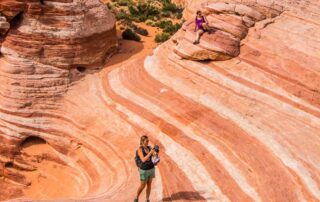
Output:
[{"xmin": 1, "ymin": 0, "xmax": 320, "ymax": 202}]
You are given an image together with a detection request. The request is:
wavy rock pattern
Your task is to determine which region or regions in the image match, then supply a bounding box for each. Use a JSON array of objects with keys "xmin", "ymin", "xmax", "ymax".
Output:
[
  {"xmin": 1, "ymin": 0, "xmax": 320, "ymax": 202},
  {"xmin": 0, "ymin": 0, "xmax": 118, "ymax": 200},
  {"xmin": 173, "ymin": 2, "xmax": 283, "ymax": 61}
]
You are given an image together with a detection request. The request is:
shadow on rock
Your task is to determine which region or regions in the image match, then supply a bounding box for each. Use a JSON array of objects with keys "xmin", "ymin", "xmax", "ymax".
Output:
[{"xmin": 161, "ymin": 191, "xmax": 209, "ymax": 201}]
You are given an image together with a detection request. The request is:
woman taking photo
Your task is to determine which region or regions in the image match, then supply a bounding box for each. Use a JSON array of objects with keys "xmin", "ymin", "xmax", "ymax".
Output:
[{"xmin": 134, "ymin": 135, "xmax": 157, "ymax": 202}]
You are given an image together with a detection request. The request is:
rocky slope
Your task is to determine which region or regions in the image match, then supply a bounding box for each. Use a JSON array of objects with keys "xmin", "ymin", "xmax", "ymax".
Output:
[
  {"xmin": 1, "ymin": 0, "xmax": 320, "ymax": 202},
  {"xmin": 0, "ymin": 0, "xmax": 118, "ymax": 200}
]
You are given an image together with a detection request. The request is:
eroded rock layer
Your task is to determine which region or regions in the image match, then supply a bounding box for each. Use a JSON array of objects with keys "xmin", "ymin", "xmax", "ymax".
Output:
[
  {"xmin": 0, "ymin": 0, "xmax": 118, "ymax": 200},
  {"xmin": 173, "ymin": 2, "xmax": 283, "ymax": 61},
  {"xmin": 1, "ymin": 0, "xmax": 320, "ymax": 202}
]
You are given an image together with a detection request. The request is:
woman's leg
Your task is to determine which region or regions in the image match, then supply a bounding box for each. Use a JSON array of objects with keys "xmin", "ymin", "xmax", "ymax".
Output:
[
  {"xmin": 202, "ymin": 23, "xmax": 209, "ymax": 30},
  {"xmin": 146, "ymin": 177, "xmax": 153, "ymax": 200},
  {"xmin": 136, "ymin": 181, "xmax": 146, "ymax": 200},
  {"xmin": 195, "ymin": 29, "xmax": 204, "ymax": 43}
]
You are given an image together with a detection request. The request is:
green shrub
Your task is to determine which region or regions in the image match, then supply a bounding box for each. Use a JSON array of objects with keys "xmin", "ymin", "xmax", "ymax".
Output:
[
  {"xmin": 115, "ymin": 9, "xmax": 129, "ymax": 21},
  {"xmin": 137, "ymin": 3, "xmax": 160, "ymax": 17},
  {"xmin": 117, "ymin": 0, "xmax": 133, "ymax": 6},
  {"xmin": 162, "ymin": 3, "xmax": 178, "ymax": 12},
  {"xmin": 120, "ymin": 18, "xmax": 133, "ymax": 28},
  {"xmin": 146, "ymin": 20, "xmax": 156, "ymax": 27},
  {"xmin": 162, "ymin": 0, "xmax": 183, "ymax": 13},
  {"xmin": 135, "ymin": 27, "xmax": 149, "ymax": 36},
  {"xmin": 128, "ymin": 3, "xmax": 160, "ymax": 22},
  {"xmin": 155, "ymin": 20, "xmax": 173, "ymax": 29},
  {"xmin": 128, "ymin": 5, "xmax": 139, "ymax": 16},
  {"xmin": 163, "ymin": 23, "xmax": 182, "ymax": 34},
  {"xmin": 122, "ymin": 28, "xmax": 141, "ymax": 42},
  {"xmin": 175, "ymin": 12, "xmax": 183, "ymax": 19},
  {"xmin": 155, "ymin": 32, "xmax": 170, "ymax": 43},
  {"xmin": 154, "ymin": 19, "xmax": 183, "ymax": 35},
  {"xmin": 106, "ymin": 3, "xmax": 113, "ymax": 9},
  {"xmin": 128, "ymin": 23, "xmax": 148, "ymax": 36},
  {"xmin": 160, "ymin": 11, "xmax": 171, "ymax": 18}
]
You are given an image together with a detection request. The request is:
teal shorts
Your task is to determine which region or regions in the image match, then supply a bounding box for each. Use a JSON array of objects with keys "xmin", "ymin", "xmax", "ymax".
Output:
[{"xmin": 139, "ymin": 168, "xmax": 155, "ymax": 182}]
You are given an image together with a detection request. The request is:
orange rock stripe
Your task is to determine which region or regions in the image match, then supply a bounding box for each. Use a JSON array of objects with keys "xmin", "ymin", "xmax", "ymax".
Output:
[
  {"xmin": 121, "ymin": 58, "xmax": 309, "ymax": 201},
  {"xmin": 144, "ymin": 49, "xmax": 320, "ymax": 199}
]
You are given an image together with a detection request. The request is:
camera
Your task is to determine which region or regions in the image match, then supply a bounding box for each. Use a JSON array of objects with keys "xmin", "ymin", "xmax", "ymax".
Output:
[
  {"xmin": 153, "ymin": 145, "xmax": 160, "ymax": 153},
  {"xmin": 152, "ymin": 145, "xmax": 160, "ymax": 166}
]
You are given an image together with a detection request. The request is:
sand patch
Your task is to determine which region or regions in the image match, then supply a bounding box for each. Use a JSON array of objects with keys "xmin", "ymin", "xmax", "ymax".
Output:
[{"xmin": 18, "ymin": 137, "xmax": 83, "ymax": 200}]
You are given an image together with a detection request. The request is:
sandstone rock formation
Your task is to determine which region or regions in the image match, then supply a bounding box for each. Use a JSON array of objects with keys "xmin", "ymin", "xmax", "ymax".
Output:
[
  {"xmin": 1, "ymin": 0, "xmax": 320, "ymax": 202},
  {"xmin": 0, "ymin": 0, "xmax": 118, "ymax": 200},
  {"xmin": 173, "ymin": 2, "xmax": 283, "ymax": 61}
]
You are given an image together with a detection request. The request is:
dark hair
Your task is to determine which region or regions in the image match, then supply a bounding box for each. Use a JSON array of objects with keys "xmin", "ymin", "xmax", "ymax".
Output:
[
  {"xmin": 140, "ymin": 135, "xmax": 148, "ymax": 146},
  {"xmin": 196, "ymin": 10, "xmax": 202, "ymax": 15}
]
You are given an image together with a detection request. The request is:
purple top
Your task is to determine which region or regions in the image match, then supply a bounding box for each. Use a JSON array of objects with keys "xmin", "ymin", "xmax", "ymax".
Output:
[{"xmin": 196, "ymin": 16, "xmax": 205, "ymax": 29}]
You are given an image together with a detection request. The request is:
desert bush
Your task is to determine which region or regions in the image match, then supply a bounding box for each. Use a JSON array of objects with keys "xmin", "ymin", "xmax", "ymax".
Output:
[
  {"xmin": 154, "ymin": 20, "xmax": 182, "ymax": 35},
  {"xmin": 161, "ymin": 0, "xmax": 183, "ymax": 13},
  {"xmin": 122, "ymin": 28, "xmax": 141, "ymax": 42},
  {"xmin": 155, "ymin": 20, "xmax": 172, "ymax": 29},
  {"xmin": 128, "ymin": 3, "xmax": 160, "ymax": 22},
  {"xmin": 163, "ymin": 22, "xmax": 182, "ymax": 34},
  {"xmin": 135, "ymin": 27, "xmax": 149, "ymax": 36},
  {"xmin": 146, "ymin": 20, "xmax": 156, "ymax": 27},
  {"xmin": 160, "ymin": 11, "xmax": 171, "ymax": 18},
  {"xmin": 128, "ymin": 5, "xmax": 139, "ymax": 16},
  {"xmin": 155, "ymin": 32, "xmax": 170, "ymax": 43},
  {"xmin": 116, "ymin": 9, "xmax": 128, "ymax": 20},
  {"xmin": 116, "ymin": 0, "xmax": 133, "ymax": 6},
  {"xmin": 106, "ymin": 3, "xmax": 113, "ymax": 9},
  {"xmin": 175, "ymin": 12, "xmax": 183, "ymax": 19},
  {"xmin": 129, "ymin": 23, "xmax": 149, "ymax": 36}
]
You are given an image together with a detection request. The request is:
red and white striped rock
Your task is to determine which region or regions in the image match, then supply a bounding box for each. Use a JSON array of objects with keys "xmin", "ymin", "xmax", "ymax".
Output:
[
  {"xmin": 0, "ymin": 0, "xmax": 118, "ymax": 200},
  {"xmin": 0, "ymin": 0, "xmax": 117, "ymax": 69},
  {"xmin": 173, "ymin": 2, "xmax": 283, "ymax": 61},
  {"xmin": 1, "ymin": 0, "xmax": 320, "ymax": 202}
]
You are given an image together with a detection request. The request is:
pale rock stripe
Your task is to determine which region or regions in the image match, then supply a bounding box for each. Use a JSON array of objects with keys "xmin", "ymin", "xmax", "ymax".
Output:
[
  {"xmin": 54, "ymin": 147, "xmax": 91, "ymax": 195},
  {"xmin": 169, "ymin": 54, "xmax": 320, "ymax": 129},
  {"xmin": 108, "ymin": 68, "xmax": 261, "ymax": 201},
  {"xmin": 105, "ymin": 74, "xmax": 229, "ymax": 202},
  {"xmin": 213, "ymin": 59, "xmax": 320, "ymax": 114},
  {"xmin": 167, "ymin": 53, "xmax": 320, "ymax": 170},
  {"xmin": 157, "ymin": 131, "xmax": 227, "ymax": 202},
  {"xmin": 145, "ymin": 51, "xmax": 318, "ymax": 200},
  {"xmin": 154, "ymin": 168, "xmax": 163, "ymax": 202}
]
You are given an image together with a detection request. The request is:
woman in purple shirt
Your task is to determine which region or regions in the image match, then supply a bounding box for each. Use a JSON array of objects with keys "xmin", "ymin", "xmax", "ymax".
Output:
[{"xmin": 194, "ymin": 10, "xmax": 209, "ymax": 44}]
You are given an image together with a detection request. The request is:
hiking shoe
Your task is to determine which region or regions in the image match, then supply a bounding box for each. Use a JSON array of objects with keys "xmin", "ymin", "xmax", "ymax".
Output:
[
  {"xmin": 145, "ymin": 200, "xmax": 150, "ymax": 202},
  {"xmin": 134, "ymin": 199, "xmax": 138, "ymax": 202},
  {"xmin": 193, "ymin": 40, "xmax": 200, "ymax": 45}
]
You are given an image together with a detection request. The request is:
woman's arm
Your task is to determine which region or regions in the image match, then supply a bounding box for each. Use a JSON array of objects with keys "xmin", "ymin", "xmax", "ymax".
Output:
[
  {"xmin": 138, "ymin": 148, "xmax": 154, "ymax": 163},
  {"xmin": 204, "ymin": 15, "xmax": 209, "ymax": 24}
]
